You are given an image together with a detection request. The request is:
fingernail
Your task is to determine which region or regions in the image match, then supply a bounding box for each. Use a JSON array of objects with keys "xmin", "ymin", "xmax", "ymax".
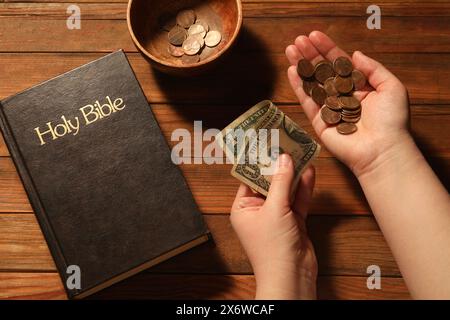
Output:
[
  {"xmin": 278, "ymin": 154, "xmax": 291, "ymax": 168},
  {"xmin": 354, "ymin": 50, "xmax": 364, "ymax": 58}
]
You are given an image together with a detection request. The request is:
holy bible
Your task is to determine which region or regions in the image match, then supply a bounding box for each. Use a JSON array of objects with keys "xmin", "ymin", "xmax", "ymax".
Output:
[{"xmin": 0, "ymin": 51, "xmax": 209, "ymax": 299}]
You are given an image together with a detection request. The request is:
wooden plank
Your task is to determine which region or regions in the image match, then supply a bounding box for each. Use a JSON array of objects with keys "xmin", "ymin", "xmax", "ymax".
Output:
[
  {"xmin": 0, "ymin": 214, "xmax": 399, "ymax": 276},
  {"xmin": 243, "ymin": 2, "xmax": 450, "ymax": 17},
  {"xmin": 1, "ymin": 53, "xmax": 450, "ymax": 105},
  {"xmin": 0, "ymin": 18, "xmax": 134, "ymax": 52},
  {"xmin": 0, "ymin": 151, "xmax": 448, "ymax": 216},
  {"xmin": 1, "ymin": 104, "xmax": 448, "ymax": 159},
  {"xmin": 2, "ymin": 3, "xmax": 450, "ymax": 18},
  {"xmin": 0, "ymin": 108, "xmax": 448, "ymax": 215},
  {"xmin": 0, "ymin": 155, "xmax": 369, "ymax": 215},
  {"xmin": 3, "ymin": 0, "xmax": 449, "ymax": 4},
  {"xmin": 1, "ymin": 17, "xmax": 450, "ymax": 53},
  {"xmin": 92, "ymin": 274, "xmax": 411, "ymax": 300},
  {"xmin": 0, "ymin": 3, "xmax": 126, "ymax": 19},
  {"xmin": 0, "ymin": 272, "xmax": 66, "ymax": 300},
  {"xmin": 0, "ymin": 273, "xmax": 410, "ymax": 300}
]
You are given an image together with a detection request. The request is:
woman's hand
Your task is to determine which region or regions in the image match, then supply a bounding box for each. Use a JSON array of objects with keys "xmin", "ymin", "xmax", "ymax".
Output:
[
  {"xmin": 230, "ymin": 154, "xmax": 317, "ymax": 300},
  {"xmin": 285, "ymin": 31, "xmax": 412, "ymax": 179},
  {"xmin": 285, "ymin": 31, "xmax": 450, "ymax": 299}
]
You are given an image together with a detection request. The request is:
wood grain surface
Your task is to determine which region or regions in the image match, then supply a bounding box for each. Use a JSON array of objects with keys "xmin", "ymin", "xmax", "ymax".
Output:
[
  {"xmin": 0, "ymin": 0, "xmax": 448, "ymax": 300},
  {"xmin": 0, "ymin": 214, "xmax": 400, "ymax": 275},
  {"xmin": 0, "ymin": 273, "xmax": 410, "ymax": 300}
]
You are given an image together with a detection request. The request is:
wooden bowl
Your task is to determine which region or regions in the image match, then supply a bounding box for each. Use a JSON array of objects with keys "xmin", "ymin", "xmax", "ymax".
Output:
[{"xmin": 127, "ymin": 0, "xmax": 243, "ymax": 75}]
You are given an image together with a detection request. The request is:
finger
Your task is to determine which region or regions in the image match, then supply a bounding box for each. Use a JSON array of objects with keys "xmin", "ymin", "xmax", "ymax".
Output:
[
  {"xmin": 232, "ymin": 184, "xmax": 255, "ymax": 212},
  {"xmin": 237, "ymin": 196, "xmax": 265, "ymax": 209},
  {"xmin": 352, "ymin": 51, "xmax": 401, "ymax": 91},
  {"xmin": 286, "ymin": 44, "xmax": 303, "ymax": 66},
  {"xmin": 287, "ymin": 66, "xmax": 329, "ymax": 135},
  {"xmin": 295, "ymin": 35, "xmax": 325, "ymax": 65},
  {"xmin": 308, "ymin": 31, "xmax": 351, "ymax": 62},
  {"xmin": 264, "ymin": 154, "xmax": 295, "ymax": 212},
  {"xmin": 293, "ymin": 166, "xmax": 316, "ymax": 220},
  {"xmin": 353, "ymin": 90, "xmax": 370, "ymax": 102}
]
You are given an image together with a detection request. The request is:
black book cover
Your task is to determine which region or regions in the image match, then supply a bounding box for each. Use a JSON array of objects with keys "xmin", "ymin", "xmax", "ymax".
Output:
[{"xmin": 0, "ymin": 51, "xmax": 209, "ymax": 299}]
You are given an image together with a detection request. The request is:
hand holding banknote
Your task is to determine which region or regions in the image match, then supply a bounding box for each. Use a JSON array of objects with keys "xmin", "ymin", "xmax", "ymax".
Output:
[
  {"xmin": 221, "ymin": 101, "xmax": 320, "ymax": 299},
  {"xmin": 230, "ymin": 154, "xmax": 318, "ymax": 300}
]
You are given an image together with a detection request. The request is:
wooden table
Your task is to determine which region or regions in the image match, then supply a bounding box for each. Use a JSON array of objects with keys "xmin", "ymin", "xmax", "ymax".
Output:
[{"xmin": 0, "ymin": 0, "xmax": 449, "ymax": 300}]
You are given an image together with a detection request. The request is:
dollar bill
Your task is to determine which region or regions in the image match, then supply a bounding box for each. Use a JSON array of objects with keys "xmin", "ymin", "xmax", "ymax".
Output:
[
  {"xmin": 217, "ymin": 100, "xmax": 321, "ymax": 197},
  {"xmin": 217, "ymin": 100, "xmax": 274, "ymax": 161}
]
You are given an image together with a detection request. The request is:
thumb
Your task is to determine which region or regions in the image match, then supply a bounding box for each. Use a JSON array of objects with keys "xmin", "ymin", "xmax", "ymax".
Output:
[
  {"xmin": 264, "ymin": 153, "xmax": 294, "ymax": 212},
  {"xmin": 293, "ymin": 166, "xmax": 316, "ymax": 220}
]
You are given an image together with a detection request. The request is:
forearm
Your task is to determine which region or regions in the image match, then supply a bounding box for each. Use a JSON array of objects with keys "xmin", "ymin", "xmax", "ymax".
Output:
[{"xmin": 358, "ymin": 135, "xmax": 450, "ymax": 299}]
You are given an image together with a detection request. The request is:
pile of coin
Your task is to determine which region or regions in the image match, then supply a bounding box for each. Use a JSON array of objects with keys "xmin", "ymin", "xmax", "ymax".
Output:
[
  {"xmin": 159, "ymin": 9, "xmax": 222, "ymax": 65},
  {"xmin": 297, "ymin": 56, "xmax": 367, "ymax": 135}
]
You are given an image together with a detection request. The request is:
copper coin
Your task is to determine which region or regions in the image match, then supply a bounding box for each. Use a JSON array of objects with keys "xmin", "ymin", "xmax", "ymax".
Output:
[
  {"xmin": 188, "ymin": 24, "xmax": 206, "ymax": 38},
  {"xmin": 342, "ymin": 115, "xmax": 361, "ymax": 123},
  {"xmin": 339, "ymin": 96, "xmax": 360, "ymax": 110},
  {"xmin": 181, "ymin": 54, "xmax": 200, "ymax": 65},
  {"xmin": 315, "ymin": 60, "xmax": 329, "ymax": 67},
  {"xmin": 311, "ymin": 86, "xmax": 327, "ymax": 106},
  {"xmin": 342, "ymin": 107, "xmax": 361, "ymax": 115},
  {"xmin": 192, "ymin": 33, "xmax": 205, "ymax": 48},
  {"xmin": 334, "ymin": 57, "xmax": 353, "ymax": 77},
  {"xmin": 337, "ymin": 122, "xmax": 357, "ymax": 135},
  {"xmin": 302, "ymin": 79, "xmax": 319, "ymax": 96},
  {"xmin": 341, "ymin": 113, "xmax": 361, "ymax": 122},
  {"xmin": 168, "ymin": 26, "xmax": 187, "ymax": 46},
  {"xmin": 320, "ymin": 106, "xmax": 341, "ymax": 125},
  {"xmin": 324, "ymin": 77, "xmax": 338, "ymax": 96},
  {"xmin": 168, "ymin": 44, "xmax": 184, "ymax": 57},
  {"xmin": 334, "ymin": 76, "xmax": 354, "ymax": 94},
  {"xmin": 205, "ymin": 30, "xmax": 222, "ymax": 47},
  {"xmin": 325, "ymin": 96, "xmax": 341, "ymax": 111},
  {"xmin": 196, "ymin": 19, "xmax": 210, "ymax": 33},
  {"xmin": 297, "ymin": 59, "xmax": 315, "ymax": 79},
  {"xmin": 176, "ymin": 9, "xmax": 196, "ymax": 28},
  {"xmin": 352, "ymin": 70, "xmax": 367, "ymax": 90},
  {"xmin": 315, "ymin": 61, "xmax": 335, "ymax": 84},
  {"xmin": 342, "ymin": 112, "xmax": 361, "ymax": 118},
  {"xmin": 182, "ymin": 36, "xmax": 202, "ymax": 55}
]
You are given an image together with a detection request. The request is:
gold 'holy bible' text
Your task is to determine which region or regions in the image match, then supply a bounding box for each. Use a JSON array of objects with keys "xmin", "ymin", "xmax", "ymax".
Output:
[{"xmin": 34, "ymin": 96, "xmax": 125, "ymax": 146}]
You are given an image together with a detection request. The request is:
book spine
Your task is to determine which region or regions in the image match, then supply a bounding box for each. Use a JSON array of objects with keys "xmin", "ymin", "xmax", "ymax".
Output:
[{"xmin": 0, "ymin": 103, "xmax": 75, "ymax": 298}]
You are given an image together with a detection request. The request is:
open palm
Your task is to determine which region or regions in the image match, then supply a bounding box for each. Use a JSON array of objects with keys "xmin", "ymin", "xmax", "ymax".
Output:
[{"xmin": 285, "ymin": 31, "xmax": 410, "ymax": 178}]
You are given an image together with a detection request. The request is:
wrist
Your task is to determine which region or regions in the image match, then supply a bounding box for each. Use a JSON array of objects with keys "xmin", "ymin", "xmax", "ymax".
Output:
[
  {"xmin": 356, "ymin": 131, "xmax": 423, "ymax": 186},
  {"xmin": 254, "ymin": 264, "xmax": 317, "ymax": 300}
]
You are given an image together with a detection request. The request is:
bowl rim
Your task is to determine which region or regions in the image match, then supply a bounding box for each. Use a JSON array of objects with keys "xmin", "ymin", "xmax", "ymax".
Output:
[{"xmin": 126, "ymin": 0, "xmax": 243, "ymax": 69}]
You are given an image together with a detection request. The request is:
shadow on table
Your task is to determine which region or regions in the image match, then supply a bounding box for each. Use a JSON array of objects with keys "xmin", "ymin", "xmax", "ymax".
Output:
[
  {"xmin": 89, "ymin": 237, "xmax": 235, "ymax": 299},
  {"xmin": 150, "ymin": 25, "xmax": 277, "ymax": 129},
  {"xmin": 91, "ymin": 26, "xmax": 276, "ymax": 300},
  {"xmin": 307, "ymin": 164, "xmax": 369, "ymax": 299},
  {"xmin": 307, "ymin": 191, "xmax": 345, "ymax": 300}
]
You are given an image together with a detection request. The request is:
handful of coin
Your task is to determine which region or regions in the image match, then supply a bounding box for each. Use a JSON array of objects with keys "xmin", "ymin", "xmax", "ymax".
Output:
[
  {"xmin": 159, "ymin": 9, "xmax": 222, "ymax": 65},
  {"xmin": 297, "ymin": 56, "xmax": 367, "ymax": 135}
]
